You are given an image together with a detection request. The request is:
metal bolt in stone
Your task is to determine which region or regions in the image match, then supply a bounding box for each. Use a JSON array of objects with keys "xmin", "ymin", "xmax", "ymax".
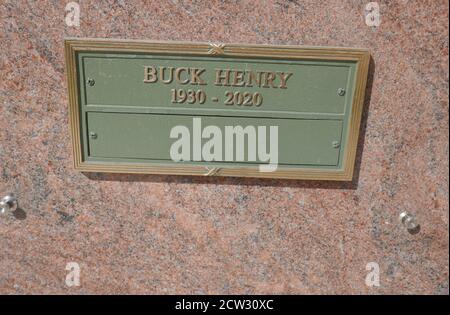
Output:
[
  {"xmin": 399, "ymin": 211, "xmax": 420, "ymax": 232},
  {"xmin": 0, "ymin": 194, "xmax": 18, "ymax": 215},
  {"xmin": 87, "ymin": 78, "xmax": 95, "ymax": 86},
  {"xmin": 89, "ymin": 132, "xmax": 98, "ymax": 139}
]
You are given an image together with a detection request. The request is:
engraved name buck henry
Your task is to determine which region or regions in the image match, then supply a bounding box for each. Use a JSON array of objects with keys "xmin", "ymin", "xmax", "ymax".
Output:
[{"xmin": 143, "ymin": 66, "xmax": 293, "ymax": 89}]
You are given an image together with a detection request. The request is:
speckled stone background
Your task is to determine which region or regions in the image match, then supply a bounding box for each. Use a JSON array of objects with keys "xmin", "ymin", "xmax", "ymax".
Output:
[{"xmin": 0, "ymin": 0, "xmax": 448, "ymax": 294}]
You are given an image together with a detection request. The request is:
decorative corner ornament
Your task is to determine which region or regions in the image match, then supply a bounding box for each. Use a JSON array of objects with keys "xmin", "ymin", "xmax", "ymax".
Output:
[
  {"xmin": 208, "ymin": 43, "xmax": 225, "ymax": 55},
  {"xmin": 204, "ymin": 167, "xmax": 221, "ymax": 176}
]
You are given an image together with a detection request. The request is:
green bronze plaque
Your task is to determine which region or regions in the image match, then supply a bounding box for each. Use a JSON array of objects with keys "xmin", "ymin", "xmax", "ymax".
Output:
[{"xmin": 65, "ymin": 38, "xmax": 370, "ymax": 180}]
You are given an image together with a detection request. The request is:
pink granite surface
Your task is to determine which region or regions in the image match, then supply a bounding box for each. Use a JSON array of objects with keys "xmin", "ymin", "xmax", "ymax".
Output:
[{"xmin": 0, "ymin": 0, "xmax": 448, "ymax": 294}]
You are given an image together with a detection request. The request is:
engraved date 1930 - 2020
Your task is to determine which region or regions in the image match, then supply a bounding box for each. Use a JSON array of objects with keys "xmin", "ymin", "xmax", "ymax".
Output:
[{"xmin": 143, "ymin": 65, "xmax": 293, "ymax": 107}]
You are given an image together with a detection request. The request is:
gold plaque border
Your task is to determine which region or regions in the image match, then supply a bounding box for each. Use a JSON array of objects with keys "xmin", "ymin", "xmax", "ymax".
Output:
[{"xmin": 64, "ymin": 38, "xmax": 370, "ymax": 181}]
